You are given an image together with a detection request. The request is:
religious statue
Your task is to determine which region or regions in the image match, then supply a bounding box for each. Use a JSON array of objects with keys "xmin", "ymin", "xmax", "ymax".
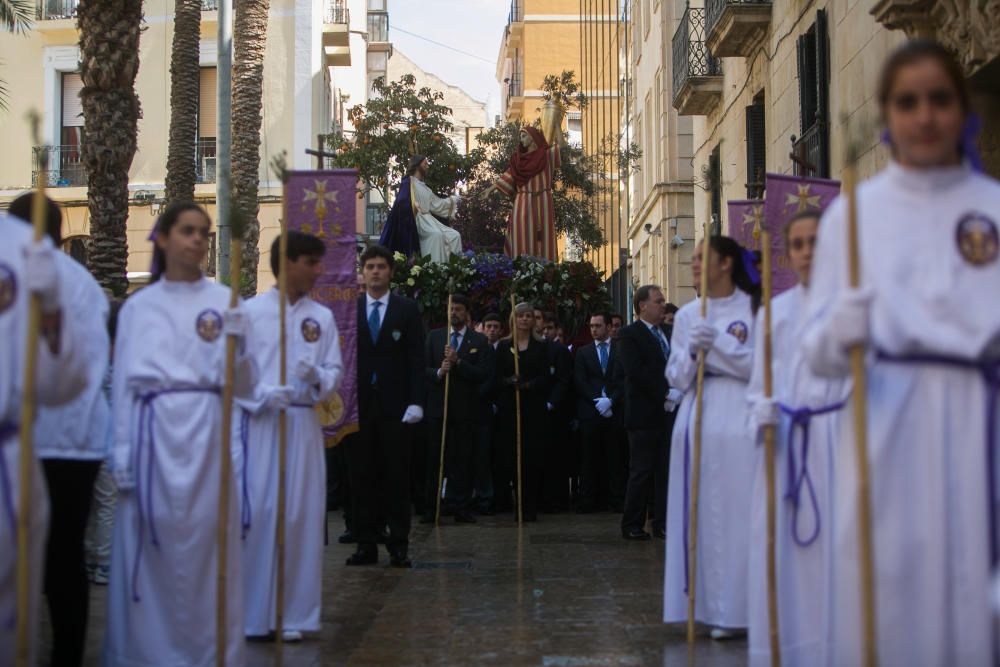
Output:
[{"xmin": 379, "ymin": 154, "xmax": 462, "ymax": 263}]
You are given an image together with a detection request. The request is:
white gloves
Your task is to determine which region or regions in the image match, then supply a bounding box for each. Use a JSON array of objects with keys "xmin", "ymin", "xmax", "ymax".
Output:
[
  {"xmin": 223, "ymin": 307, "xmax": 248, "ymax": 338},
  {"xmin": 594, "ymin": 396, "xmax": 612, "ymax": 417},
  {"xmin": 295, "ymin": 359, "xmax": 320, "ymax": 385},
  {"xmin": 112, "ymin": 449, "xmax": 135, "ymax": 492},
  {"xmin": 547, "ymin": 402, "xmax": 554, "ymax": 412},
  {"xmin": 23, "ymin": 240, "xmax": 60, "ymax": 313},
  {"xmin": 401, "ymin": 404, "xmax": 424, "ymax": 424},
  {"xmin": 689, "ymin": 320, "xmax": 719, "ymax": 352},
  {"xmin": 262, "ymin": 384, "xmax": 294, "ymax": 411},
  {"xmin": 664, "ymin": 388, "xmax": 684, "ymax": 413},
  {"xmin": 750, "ymin": 397, "xmax": 779, "ymax": 428},
  {"xmin": 829, "ymin": 288, "xmax": 873, "ymax": 350}
]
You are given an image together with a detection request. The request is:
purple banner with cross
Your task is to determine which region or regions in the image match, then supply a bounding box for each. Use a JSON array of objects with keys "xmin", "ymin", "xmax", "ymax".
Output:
[{"xmin": 285, "ymin": 169, "xmax": 359, "ymax": 446}]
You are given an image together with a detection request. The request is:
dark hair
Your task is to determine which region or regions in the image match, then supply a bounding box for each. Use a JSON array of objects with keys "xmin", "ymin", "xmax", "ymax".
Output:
[
  {"xmin": 483, "ymin": 312, "xmax": 502, "ymax": 325},
  {"xmin": 610, "ymin": 312, "xmax": 624, "ymax": 324},
  {"xmin": 408, "ymin": 155, "xmax": 427, "ymax": 176},
  {"xmin": 589, "ymin": 312, "xmax": 611, "ymax": 326},
  {"xmin": 782, "ymin": 210, "xmax": 821, "ymax": 247},
  {"xmin": 633, "ymin": 284, "xmax": 662, "ymax": 315},
  {"xmin": 709, "ymin": 235, "xmax": 762, "ymax": 314},
  {"xmin": 359, "ymin": 244, "xmax": 394, "ymax": 271},
  {"xmin": 150, "ymin": 202, "xmax": 211, "ymax": 282},
  {"xmin": 665, "ymin": 302, "xmax": 679, "ymax": 315},
  {"xmin": 542, "ymin": 311, "xmax": 558, "ymax": 325},
  {"xmin": 450, "ymin": 294, "xmax": 471, "ymax": 310},
  {"xmin": 9, "ymin": 192, "xmax": 63, "ymax": 246},
  {"xmin": 108, "ymin": 299, "xmax": 124, "ymax": 341},
  {"xmin": 269, "ymin": 230, "xmax": 326, "ymax": 278},
  {"xmin": 878, "ymin": 40, "xmax": 970, "ymax": 118}
]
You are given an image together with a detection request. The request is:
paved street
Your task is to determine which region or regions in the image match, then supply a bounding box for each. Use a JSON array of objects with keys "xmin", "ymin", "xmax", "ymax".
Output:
[{"xmin": 56, "ymin": 513, "xmax": 747, "ymax": 666}]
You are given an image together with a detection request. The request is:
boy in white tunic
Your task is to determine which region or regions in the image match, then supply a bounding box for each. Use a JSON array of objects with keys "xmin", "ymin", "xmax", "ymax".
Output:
[
  {"xmin": 802, "ymin": 40, "xmax": 1000, "ymax": 666},
  {"xmin": 238, "ymin": 231, "xmax": 343, "ymax": 641},
  {"xmin": 664, "ymin": 235, "xmax": 759, "ymax": 638},
  {"xmin": 0, "ymin": 210, "xmax": 89, "ymax": 666},
  {"xmin": 105, "ymin": 202, "xmax": 257, "ymax": 667},
  {"xmin": 746, "ymin": 212, "xmax": 849, "ymax": 666}
]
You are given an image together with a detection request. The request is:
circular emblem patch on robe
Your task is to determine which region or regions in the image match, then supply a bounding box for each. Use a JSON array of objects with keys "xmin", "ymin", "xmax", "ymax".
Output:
[
  {"xmin": 0, "ymin": 263, "xmax": 17, "ymax": 314},
  {"xmin": 316, "ymin": 391, "xmax": 345, "ymax": 428},
  {"xmin": 956, "ymin": 213, "xmax": 999, "ymax": 267},
  {"xmin": 726, "ymin": 321, "xmax": 749, "ymax": 344},
  {"xmin": 301, "ymin": 317, "xmax": 322, "ymax": 343},
  {"xmin": 195, "ymin": 309, "xmax": 223, "ymax": 342}
]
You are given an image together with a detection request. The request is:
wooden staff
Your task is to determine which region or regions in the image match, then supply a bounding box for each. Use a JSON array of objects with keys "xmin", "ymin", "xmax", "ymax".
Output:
[
  {"xmin": 687, "ymin": 222, "xmax": 711, "ymax": 649},
  {"xmin": 761, "ymin": 231, "xmax": 782, "ymax": 667},
  {"xmin": 15, "ymin": 115, "xmax": 48, "ymax": 667},
  {"xmin": 509, "ymin": 294, "xmax": 523, "ymax": 525},
  {"xmin": 435, "ymin": 294, "xmax": 454, "ymax": 524},
  {"xmin": 275, "ymin": 193, "xmax": 290, "ymax": 654},
  {"xmin": 844, "ymin": 163, "xmax": 877, "ymax": 667},
  {"xmin": 217, "ymin": 210, "xmax": 245, "ymax": 667}
]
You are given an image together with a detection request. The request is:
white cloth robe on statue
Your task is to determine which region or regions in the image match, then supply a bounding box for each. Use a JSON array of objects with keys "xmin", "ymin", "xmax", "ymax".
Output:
[
  {"xmin": 236, "ymin": 289, "xmax": 343, "ymax": 636},
  {"xmin": 412, "ymin": 177, "xmax": 462, "ymax": 262},
  {"xmin": 104, "ymin": 278, "xmax": 257, "ymax": 667},
  {"xmin": 801, "ymin": 161, "xmax": 1000, "ymax": 667},
  {"xmin": 0, "ymin": 214, "xmax": 89, "ymax": 667},
  {"xmin": 664, "ymin": 290, "xmax": 756, "ymax": 629},
  {"xmin": 745, "ymin": 284, "xmax": 849, "ymax": 667}
]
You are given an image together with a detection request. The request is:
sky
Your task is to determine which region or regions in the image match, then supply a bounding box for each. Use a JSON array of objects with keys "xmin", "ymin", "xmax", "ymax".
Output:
[{"xmin": 388, "ymin": 0, "xmax": 511, "ymax": 124}]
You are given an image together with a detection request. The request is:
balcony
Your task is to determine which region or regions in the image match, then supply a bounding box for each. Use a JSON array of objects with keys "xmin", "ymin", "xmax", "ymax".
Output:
[
  {"xmin": 36, "ymin": 0, "xmax": 77, "ymax": 20},
  {"xmin": 705, "ymin": 0, "xmax": 771, "ymax": 57},
  {"xmin": 323, "ymin": 1, "xmax": 350, "ymax": 57},
  {"xmin": 791, "ymin": 124, "xmax": 828, "ymax": 178},
  {"xmin": 194, "ymin": 139, "xmax": 217, "ymax": 184},
  {"xmin": 505, "ymin": 0, "xmax": 524, "ymax": 56},
  {"xmin": 201, "ymin": 0, "xmax": 218, "ymax": 9},
  {"xmin": 33, "ymin": 145, "xmax": 86, "ymax": 187},
  {"xmin": 671, "ymin": 6, "xmax": 723, "ymax": 116}
]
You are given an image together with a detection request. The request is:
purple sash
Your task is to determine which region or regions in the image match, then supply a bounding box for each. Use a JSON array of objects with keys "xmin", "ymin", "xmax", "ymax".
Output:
[{"xmin": 0, "ymin": 422, "xmax": 17, "ymax": 536}]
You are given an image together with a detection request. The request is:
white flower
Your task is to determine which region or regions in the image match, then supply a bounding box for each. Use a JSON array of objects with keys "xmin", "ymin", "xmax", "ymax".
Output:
[
  {"xmin": 393, "ymin": 251, "xmax": 406, "ymax": 262},
  {"xmin": 411, "ymin": 264, "xmax": 422, "ymax": 276},
  {"xmin": 406, "ymin": 277, "xmax": 415, "ymax": 286}
]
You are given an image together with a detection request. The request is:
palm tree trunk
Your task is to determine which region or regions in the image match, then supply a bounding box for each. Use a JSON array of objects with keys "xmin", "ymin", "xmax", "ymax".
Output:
[
  {"xmin": 232, "ymin": 0, "xmax": 269, "ymax": 296},
  {"xmin": 164, "ymin": 0, "xmax": 202, "ymax": 205},
  {"xmin": 78, "ymin": 0, "xmax": 143, "ymax": 298}
]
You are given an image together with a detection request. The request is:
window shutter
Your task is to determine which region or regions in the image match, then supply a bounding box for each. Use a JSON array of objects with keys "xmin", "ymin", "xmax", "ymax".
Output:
[
  {"xmin": 797, "ymin": 29, "xmax": 817, "ymax": 134},
  {"xmin": 199, "ymin": 67, "xmax": 218, "ymax": 139},
  {"xmin": 815, "ymin": 9, "xmax": 830, "ymax": 177},
  {"xmin": 710, "ymin": 145, "xmax": 722, "ymax": 224},
  {"xmin": 62, "ymin": 73, "xmax": 84, "ymax": 128},
  {"xmin": 745, "ymin": 99, "xmax": 766, "ymax": 199}
]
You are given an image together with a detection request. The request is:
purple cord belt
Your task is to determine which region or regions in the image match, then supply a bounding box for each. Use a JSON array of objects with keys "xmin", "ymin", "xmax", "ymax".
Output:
[
  {"xmin": 239, "ymin": 409, "xmax": 251, "ymax": 539},
  {"xmin": 876, "ymin": 349, "xmax": 1000, "ymax": 565},
  {"xmin": 777, "ymin": 400, "xmax": 846, "ymax": 548},
  {"xmin": 131, "ymin": 386, "xmax": 220, "ymax": 603},
  {"xmin": 0, "ymin": 422, "xmax": 18, "ymax": 538}
]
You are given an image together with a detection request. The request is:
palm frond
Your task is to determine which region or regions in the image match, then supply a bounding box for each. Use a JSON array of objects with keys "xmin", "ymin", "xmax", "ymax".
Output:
[{"xmin": 1, "ymin": 0, "xmax": 35, "ymax": 34}]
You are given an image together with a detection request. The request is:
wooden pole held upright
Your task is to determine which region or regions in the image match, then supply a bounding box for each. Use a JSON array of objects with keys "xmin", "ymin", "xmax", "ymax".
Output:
[
  {"xmin": 761, "ymin": 231, "xmax": 782, "ymax": 667},
  {"xmin": 510, "ymin": 294, "xmax": 523, "ymax": 525},
  {"xmin": 435, "ymin": 294, "xmax": 453, "ymax": 525}
]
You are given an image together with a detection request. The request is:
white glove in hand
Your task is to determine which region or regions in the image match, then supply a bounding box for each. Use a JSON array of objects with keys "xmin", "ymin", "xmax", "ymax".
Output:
[
  {"xmin": 23, "ymin": 240, "xmax": 60, "ymax": 313},
  {"xmin": 689, "ymin": 320, "xmax": 718, "ymax": 352},
  {"xmin": 223, "ymin": 307, "xmax": 249, "ymax": 338},
  {"xmin": 594, "ymin": 397, "xmax": 612, "ymax": 415},
  {"xmin": 263, "ymin": 384, "xmax": 295, "ymax": 411},
  {"xmin": 295, "ymin": 359, "xmax": 320, "ymax": 385},
  {"xmin": 830, "ymin": 287, "xmax": 873, "ymax": 350},
  {"xmin": 401, "ymin": 404, "xmax": 424, "ymax": 424},
  {"xmin": 750, "ymin": 397, "xmax": 779, "ymax": 429},
  {"xmin": 664, "ymin": 388, "xmax": 684, "ymax": 413},
  {"xmin": 547, "ymin": 402, "xmax": 554, "ymax": 412}
]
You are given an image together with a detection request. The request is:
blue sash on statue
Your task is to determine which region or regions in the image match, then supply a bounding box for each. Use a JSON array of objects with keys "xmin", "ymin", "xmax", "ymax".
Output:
[{"xmin": 379, "ymin": 176, "xmax": 421, "ymax": 258}]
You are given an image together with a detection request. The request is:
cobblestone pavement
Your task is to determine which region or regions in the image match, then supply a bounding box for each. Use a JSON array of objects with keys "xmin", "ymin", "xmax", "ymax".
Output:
[{"xmin": 56, "ymin": 512, "xmax": 747, "ymax": 666}]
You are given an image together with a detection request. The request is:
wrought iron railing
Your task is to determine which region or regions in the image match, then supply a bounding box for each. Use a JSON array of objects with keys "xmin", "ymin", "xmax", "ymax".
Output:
[
  {"xmin": 33, "ymin": 145, "xmax": 86, "ymax": 187},
  {"xmin": 36, "ymin": 0, "xmax": 77, "ymax": 20},
  {"xmin": 672, "ymin": 5, "xmax": 722, "ymax": 102},
  {"xmin": 201, "ymin": 0, "xmax": 218, "ymax": 9},
  {"xmin": 508, "ymin": 72, "xmax": 522, "ymax": 100},
  {"xmin": 326, "ymin": 1, "xmax": 348, "ymax": 24},
  {"xmin": 705, "ymin": 0, "xmax": 770, "ymax": 39},
  {"xmin": 196, "ymin": 139, "xmax": 217, "ymax": 184},
  {"xmin": 509, "ymin": 0, "xmax": 523, "ymax": 24},
  {"xmin": 791, "ymin": 123, "xmax": 827, "ymax": 177},
  {"xmin": 366, "ymin": 204, "xmax": 386, "ymax": 237}
]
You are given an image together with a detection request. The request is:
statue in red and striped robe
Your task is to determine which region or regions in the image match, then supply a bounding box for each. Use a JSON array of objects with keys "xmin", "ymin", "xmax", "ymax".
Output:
[{"xmin": 482, "ymin": 126, "xmax": 562, "ymax": 262}]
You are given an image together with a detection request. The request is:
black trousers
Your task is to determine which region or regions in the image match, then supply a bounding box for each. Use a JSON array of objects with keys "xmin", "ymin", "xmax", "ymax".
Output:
[
  {"xmin": 42, "ymin": 458, "xmax": 101, "ymax": 667},
  {"xmin": 424, "ymin": 417, "xmax": 475, "ymax": 515},
  {"xmin": 621, "ymin": 424, "xmax": 671, "ymax": 534},
  {"xmin": 496, "ymin": 414, "xmax": 544, "ymax": 521},
  {"xmin": 578, "ymin": 417, "xmax": 628, "ymax": 511},
  {"xmin": 541, "ymin": 410, "xmax": 571, "ymax": 511},
  {"xmin": 473, "ymin": 414, "xmax": 495, "ymax": 506},
  {"xmin": 347, "ymin": 398, "xmax": 412, "ymax": 552}
]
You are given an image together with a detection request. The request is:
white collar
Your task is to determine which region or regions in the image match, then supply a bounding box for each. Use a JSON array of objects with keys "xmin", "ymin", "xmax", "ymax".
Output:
[
  {"xmin": 450, "ymin": 326, "xmax": 468, "ymax": 338},
  {"xmin": 366, "ymin": 292, "xmax": 388, "ymax": 308}
]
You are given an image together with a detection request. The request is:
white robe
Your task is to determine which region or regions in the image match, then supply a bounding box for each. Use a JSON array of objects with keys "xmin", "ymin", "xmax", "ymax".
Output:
[
  {"xmin": 412, "ymin": 177, "xmax": 462, "ymax": 263},
  {"xmin": 746, "ymin": 284, "xmax": 849, "ymax": 667},
  {"xmin": 236, "ymin": 289, "xmax": 342, "ymax": 636},
  {"xmin": 664, "ymin": 289, "xmax": 756, "ymax": 628},
  {"xmin": 0, "ymin": 214, "xmax": 89, "ymax": 666},
  {"xmin": 802, "ymin": 161, "xmax": 1000, "ymax": 667},
  {"xmin": 105, "ymin": 277, "xmax": 256, "ymax": 667}
]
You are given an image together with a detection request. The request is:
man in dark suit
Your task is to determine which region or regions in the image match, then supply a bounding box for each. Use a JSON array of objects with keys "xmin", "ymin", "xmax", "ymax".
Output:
[
  {"xmin": 473, "ymin": 312, "xmax": 503, "ymax": 514},
  {"xmin": 574, "ymin": 312, "xmax": 627, "ymax": 513},
  {"xmin": 348, "ymin": 244, "xmax": 425, "ymax": 567},
  {"xmin": 421, "ymin": 295, "xmax": 490, "ymax": 524},
  {"xmin": 540, "ymin": 311, "xmax": 574, "ymax": 512},
  {"xmin": 616, "ymin": 284, "xmax": 673, "ymax": 540}
]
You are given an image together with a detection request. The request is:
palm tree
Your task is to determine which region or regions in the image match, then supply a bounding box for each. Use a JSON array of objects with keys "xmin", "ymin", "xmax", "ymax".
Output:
[
  {"xmin": 164, "ymin": 0, "xmax": 202, "ymax": 205},
  {"xmin": 78, "ymin": 0, "xmax": 143, "ymax": 297},
  {"xmin": 0, "ymin": 0, "xmax": 34, "ymax": 110},
  {"xmin": 232, "ymin": 0, "xmax": 269, "ymax": 296}
]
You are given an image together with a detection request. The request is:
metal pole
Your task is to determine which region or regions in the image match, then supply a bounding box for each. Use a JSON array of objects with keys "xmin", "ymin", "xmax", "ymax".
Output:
[{"xmin": 217, "ymin": 0, "xmax": 233, "ymax": 280}]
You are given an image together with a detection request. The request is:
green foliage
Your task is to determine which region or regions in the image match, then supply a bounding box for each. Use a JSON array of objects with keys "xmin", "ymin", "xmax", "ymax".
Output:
[{"xmin": 539, "ymin": 70, "xmax": 588, "ymax": 111}]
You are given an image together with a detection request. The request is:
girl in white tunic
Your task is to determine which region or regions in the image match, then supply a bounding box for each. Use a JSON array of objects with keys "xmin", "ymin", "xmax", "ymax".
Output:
[
  {"xmin": 105, "ymin": 203, "xmax": 257, "ymax": 667},
  {"xmin": 0, "ymin": 212, "xmax": 88, "ymax": 666},
  {"xmin": 746, "ymin": 213, "xmax": 849, "ymax": 666},
  {"xmin": 238, "ymin": 231, "xmax": 343, "ymax": 640},
  {"xmin": 664, "ymin": 235, "xmax": 760, "ymax": 637},
  {"xmin": 801, "ymin": 40, "xmax": 1000, "ymax": 667}
]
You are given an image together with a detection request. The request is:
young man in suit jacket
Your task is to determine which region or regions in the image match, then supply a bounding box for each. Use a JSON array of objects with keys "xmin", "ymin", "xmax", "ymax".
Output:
[
  {"xmin": 348, "ymin": 245, "xmax": 426, "ymax": 567},
  {"xmin": 421, "ymin": 295, "xmax": 490, "ymax": 524},
  {"xmin": 616, "ymin": 285, "xmax": 676, "ymax": 540},
  {"xmin": 573, "ymin": 312, "xmax": 627, "ymax": 513}
]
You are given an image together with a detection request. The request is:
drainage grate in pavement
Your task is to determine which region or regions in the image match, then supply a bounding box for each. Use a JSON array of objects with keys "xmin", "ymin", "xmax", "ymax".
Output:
[{"xmin": 412, "ymin": 561, "xmax": 473, "ymax": 570}]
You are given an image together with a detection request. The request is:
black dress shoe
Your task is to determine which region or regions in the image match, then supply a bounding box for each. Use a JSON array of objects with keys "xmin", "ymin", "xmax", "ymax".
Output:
[
  {"xmin": 345, "ymin": 547, "xmax": 377, "ymax": 566},
  {"xmin": 387, "ymin": 547, "xmax": 412, "ymax": 568},
  {"xmin": 652, "ymin": 527, "xmax": 666, "ymax": 539},
  {"xmin": 337, "ymin": 530, "xmax": 356, "ymax": 544},
  {"xmin": 454, "ymin": 511, "xmax": 477, "ymax": 524},
  {"xmin": 623, "ymin": 528, "xmax": 652, "ymax": 541}
]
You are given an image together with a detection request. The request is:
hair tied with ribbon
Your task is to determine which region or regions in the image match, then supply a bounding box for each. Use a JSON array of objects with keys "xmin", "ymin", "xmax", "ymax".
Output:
[{"xmin": 741, "ymin": 248, "xmax": 762, "ymax": 287}]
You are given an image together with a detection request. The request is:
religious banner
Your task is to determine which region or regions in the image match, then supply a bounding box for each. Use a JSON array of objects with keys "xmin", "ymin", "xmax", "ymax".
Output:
[{"xmin": 285, "ymin": 169, "xmax": 359, "ymax": 446}]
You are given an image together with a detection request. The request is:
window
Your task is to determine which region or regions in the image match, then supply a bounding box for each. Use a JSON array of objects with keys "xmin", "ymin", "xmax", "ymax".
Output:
[
  {"xmin": 745, "ymin": 91, "xmax": 766, "ymax": 199},
  {"xmin": 634, "ymin": 0, "xmax": 642, "ymax": 60},
  {"xmin": 644, "ymin": 94, "xmax": 653, "ymax": 195},
  {"xmin": 198, "ymin": 68, "xmax": 218, "ymax": 183},
  {"xmin": 367, "ymin": 12, "xmax": 388, "ymax": 42},
  {"xmin": 367, "ymin": 0, "xmax": 386, "ymax": 10},
  {"xmin": 567, "ymin": 111, "xmax": 583, "ymax": 147},
  {"xmin": 643, "ymin": 0, "xmax": 651, "ymax": 38},
  {"xmin": 709, "ymin": 145, "xmax": 722, "ymax": 234},
  {"xmin": 795, "ymin": 10, "xmax": 829, "ymax": 177},
  {"xmin": 59, "ymin": 73, "xmax": 85, "ymax": 186}
]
